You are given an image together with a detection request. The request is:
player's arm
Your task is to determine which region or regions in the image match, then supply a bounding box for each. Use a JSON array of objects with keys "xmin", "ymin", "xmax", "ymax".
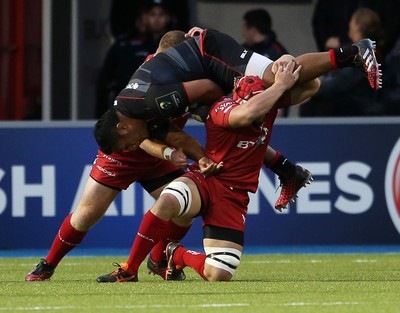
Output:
[
  {"xmin": 285, "ymin": 78, "xmax": 321, "ymax": 106},
  {"xmin": 163, "ymin": 124, "xmax": 223, "ymax": 174},
  {"xmin": 229, "ymin": 62, "xmax": 302, "ymax": 128},
  {"xmin": 139, "ymin": 139, "xmax": 188, "ymax": 169}
]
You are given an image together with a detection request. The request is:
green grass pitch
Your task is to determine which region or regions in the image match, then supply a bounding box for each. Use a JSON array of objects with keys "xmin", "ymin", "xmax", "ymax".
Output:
[{"xmin": 1, "ymin": 253, "xmax": 400, "ymax": 313}]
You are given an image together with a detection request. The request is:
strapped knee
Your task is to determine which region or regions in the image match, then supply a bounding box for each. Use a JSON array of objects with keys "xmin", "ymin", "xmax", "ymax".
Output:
[
  {"xmin": 160, "ymin": 181, "xmax": 192, "ymax": 216},
  {"xmin": 204, "ymin": 247, "xmax": 242, "ymax": 275}
]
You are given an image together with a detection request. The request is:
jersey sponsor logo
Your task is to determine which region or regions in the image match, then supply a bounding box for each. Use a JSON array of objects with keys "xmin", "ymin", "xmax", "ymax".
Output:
[
  {"xmin": 240, "ymin": 50, "xmax": 248, "ymax": 59},
  {"xmin": 237, "ymin": 127, "xmax": 268, "ymax": 149},
  {"xmin": 95, "ymin": 165, "xmax": 116, "ymax": 177},
  {"xmin": 126, "ymin": 82, "xmax": 139, "ymax": 90},
  {"xmin": 156, "ymin": 92, "xmax": 181, "ymax": 114},
  {"xmin": 159, "ymin": 101, "xmax": 173, "ymax": 110},
  {"xmin": 101, "ymin": 154, "xmax": 122, "ymax": 165},
  {"xmin": 385, "ymin": 137, "xmax": 400, "ymax": 235},
  {"xmin": 215, "ymin": 98, "xmax": 235, "ymax": 113}
]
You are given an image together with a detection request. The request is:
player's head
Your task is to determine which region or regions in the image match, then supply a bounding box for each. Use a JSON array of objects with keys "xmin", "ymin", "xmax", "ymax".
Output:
[
  {"xmin": 94, "ymin": 108, "xmax": 148, "ymax": 154},
  {"xmin": 232, "ymin": 76, "xmax": 266, "ymax": 126},
  {"xmin": 94, "ymin": 108, "xmax": 120, "ymax": 154},
  {"xmin": 156, "ymin": 30, "xmax": 188, "ymax": 53},
  {"xmin": 232, "ymin": 76, "xmax": 266, "ymax": 104}
]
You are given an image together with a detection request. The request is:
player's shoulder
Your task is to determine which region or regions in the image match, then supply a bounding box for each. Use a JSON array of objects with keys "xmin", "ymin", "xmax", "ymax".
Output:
[{"xmin": 211, "ymin": 96, "xmax": 237, "ymax": 113}]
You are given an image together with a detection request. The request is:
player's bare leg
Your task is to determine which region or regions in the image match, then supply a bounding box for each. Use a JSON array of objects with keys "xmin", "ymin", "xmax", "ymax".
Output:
[{"xmin": 262, "ymin": 39, "xmax": 382, "ymax": 90}]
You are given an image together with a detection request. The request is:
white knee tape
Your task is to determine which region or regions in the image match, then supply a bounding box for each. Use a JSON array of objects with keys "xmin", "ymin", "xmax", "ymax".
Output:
[
  {"xmin": 204, "ymin": 247, "xmax": 242, "ymax": 275},
  {"xmin": 245, "ymin": 52, "xmax": 273, "ymax": 78},
  {"xmin": 160, "ymin": 181, "xmax": 192, "ymax": 216}
]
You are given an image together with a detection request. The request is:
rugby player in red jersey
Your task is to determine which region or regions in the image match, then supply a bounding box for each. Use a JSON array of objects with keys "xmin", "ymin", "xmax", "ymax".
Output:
[{"xmin": 96, "ymin": 59, "xmax": 319, "ymax": 282}]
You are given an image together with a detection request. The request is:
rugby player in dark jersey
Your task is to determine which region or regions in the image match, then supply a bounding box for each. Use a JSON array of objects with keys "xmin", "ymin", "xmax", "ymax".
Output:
[{"xmin": 94, "ymin": 27, "xmax": 381, "ymax": 155}]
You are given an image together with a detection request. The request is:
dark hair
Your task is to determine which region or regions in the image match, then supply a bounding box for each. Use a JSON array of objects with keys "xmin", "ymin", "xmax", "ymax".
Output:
[
  {"xmin": 143, "ymin": 0, "xmax": 171, "ymax": 14},
  {"xmin": 93, "ymin": 108, "xmax": 120, "ymax": 154},
  {"xmin": 243, "ymin": 8, "xmax": 272, "ymax": 35}
]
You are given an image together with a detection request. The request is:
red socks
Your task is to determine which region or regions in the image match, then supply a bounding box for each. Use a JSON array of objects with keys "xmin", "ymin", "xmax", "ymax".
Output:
[
  {"xmin": 150, "ymin": 220, "xmax": 191, "ymax": 263},
  {"xmin": 265, "ymin": 150, "xmax": 281, "ymax": 168},
  {"xmin": 126, "ymin": 211, "xmax": 169, "ymax": 274},
  {"xmin": 173, "ymin": 246, "xmax": 208, "ymax": 281},
  {"xmin": 46, "ymin": 214, "xmax": 87, "ymax": 266}
]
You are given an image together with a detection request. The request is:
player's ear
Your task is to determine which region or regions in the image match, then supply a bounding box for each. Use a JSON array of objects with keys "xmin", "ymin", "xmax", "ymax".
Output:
[{"xmin": 116, "ymin": 122, "xmax": 130, "ymax": 135}]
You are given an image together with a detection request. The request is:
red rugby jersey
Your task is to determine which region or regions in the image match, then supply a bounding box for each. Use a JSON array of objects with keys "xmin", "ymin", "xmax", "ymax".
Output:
[{"xmin": 203, "ymin": 96, "xmax": 280, "ymax": 192}]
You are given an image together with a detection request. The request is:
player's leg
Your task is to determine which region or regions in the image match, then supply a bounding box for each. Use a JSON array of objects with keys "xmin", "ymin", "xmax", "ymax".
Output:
[
  {"xmin": 260, "ymin": 40, "xmax": 381, "ymax": 90},
  {"xmin": 25, "ymin": 177, "xmax": 119, "ymax": 281},
  {"xmin": 96, "ymin": 176, "xmax": 202, "ymax": 282},
  {"xmin": 146, "ymin": 183, "xmax": 191, "ymax": 281},
  {"xmin": 165, "ymin": 231, "xmax": 243, "ymax": 282},
  {"xmin": 165, "ymin": 176, "xmax": 246, "ymax": 281}
]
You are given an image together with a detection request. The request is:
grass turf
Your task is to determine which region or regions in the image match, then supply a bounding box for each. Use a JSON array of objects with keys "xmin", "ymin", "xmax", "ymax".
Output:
[{"xmin": 1, "ymin": 253, "xmax": 400, "ymax": 313}]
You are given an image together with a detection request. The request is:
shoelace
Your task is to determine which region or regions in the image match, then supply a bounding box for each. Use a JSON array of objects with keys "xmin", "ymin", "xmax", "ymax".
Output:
[{"xmin": 110, "ymin": 262, "xmax": 126, "ymax": 276}]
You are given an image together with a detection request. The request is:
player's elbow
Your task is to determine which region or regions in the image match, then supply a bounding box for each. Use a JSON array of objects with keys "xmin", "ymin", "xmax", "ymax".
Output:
[{"xmin": 311, "ymin": 78, "xmax": 321, "ymax": 95}]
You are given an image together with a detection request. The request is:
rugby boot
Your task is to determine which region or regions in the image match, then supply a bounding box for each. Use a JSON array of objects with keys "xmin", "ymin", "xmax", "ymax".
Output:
[
  {"xmin": 25, "ymin": 258, "xmax": 55, "ymax": 281},
  {"xmin": 165, "ymin": 242, "xmax": 184, "ymax": 281},
  {"xmin": 147, "ymin": 256, "xmax": 186, "ymax": 281},
  {"xmin": 353, "ymin": 38, "xmax": 382, "ymax": 90},
  {"xmin": 96, "ymin": 262, "xmax": 138, "ymax": 283},
  {"xmin": 275, "ymin": 165, "xmax": 313, "ymax": 211}
]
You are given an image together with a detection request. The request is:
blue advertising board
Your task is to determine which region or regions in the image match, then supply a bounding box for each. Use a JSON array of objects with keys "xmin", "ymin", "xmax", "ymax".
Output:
[{"xmin": 1, "ymin": 118, "xmax": 400, "ymax": 249}]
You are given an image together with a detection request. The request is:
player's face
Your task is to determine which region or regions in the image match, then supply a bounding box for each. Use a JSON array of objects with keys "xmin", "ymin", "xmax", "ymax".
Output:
[{"xmin": 115, "ymin": 121, "xmax": 149, "ymax": 152}]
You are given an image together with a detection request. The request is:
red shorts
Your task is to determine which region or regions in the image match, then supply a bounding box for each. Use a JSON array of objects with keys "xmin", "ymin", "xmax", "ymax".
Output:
[
  {"xmin": 90, "ymin": 148, "xmax": 183, "ymax": 192},
  {"xmin": 184, "ymin": 171, "xmax": 250, "ymax": 232}
]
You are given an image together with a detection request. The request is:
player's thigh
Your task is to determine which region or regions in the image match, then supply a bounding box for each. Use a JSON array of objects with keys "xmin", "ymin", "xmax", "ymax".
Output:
[
  {"xmin": 203, "ymin": 238, "xmax": 243, "ymax": 251},
  {"xmin": 71, "ymin": 177, "xmax": 119, "ymax": 230}
]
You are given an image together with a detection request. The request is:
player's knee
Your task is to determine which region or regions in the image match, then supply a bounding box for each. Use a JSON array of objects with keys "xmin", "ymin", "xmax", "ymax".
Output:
[
  {"xmin": 71, "ymin": 207, "xmax": 101, "ymax": 231},
  {"xmin": 153, "ymin": 192, "xmax": 181, "ymax": 219},
  {"xmin": 203, "ymin": 247, "xmax": 242, "ymax": 281},
  {"xmin": 160, "ymin": 181, "xmax": 193, "ymax": 217},
  {"xmin": 204, "ymin": 265, "xmax": 233, "ymax": 282}
]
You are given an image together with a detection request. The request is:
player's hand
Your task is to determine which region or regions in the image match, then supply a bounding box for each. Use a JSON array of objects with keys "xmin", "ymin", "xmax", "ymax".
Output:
[
  {"xmin": 198, "ymin": 157, "xmax": 223, "ymax": 176},
  {"xmin": 186, "ymin": 27, "xmax": 204, "ymax": 38},
  {"xmin": 170, "ymin": 148, "xmax": 189, "ymax": 169},
  {"xmin": 274, "ymin": 61, "xmax": 302, "ymax": 90},
  {"xmin": 272, "ymin": 54, "xmax": 296, "ymax": 74}
]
